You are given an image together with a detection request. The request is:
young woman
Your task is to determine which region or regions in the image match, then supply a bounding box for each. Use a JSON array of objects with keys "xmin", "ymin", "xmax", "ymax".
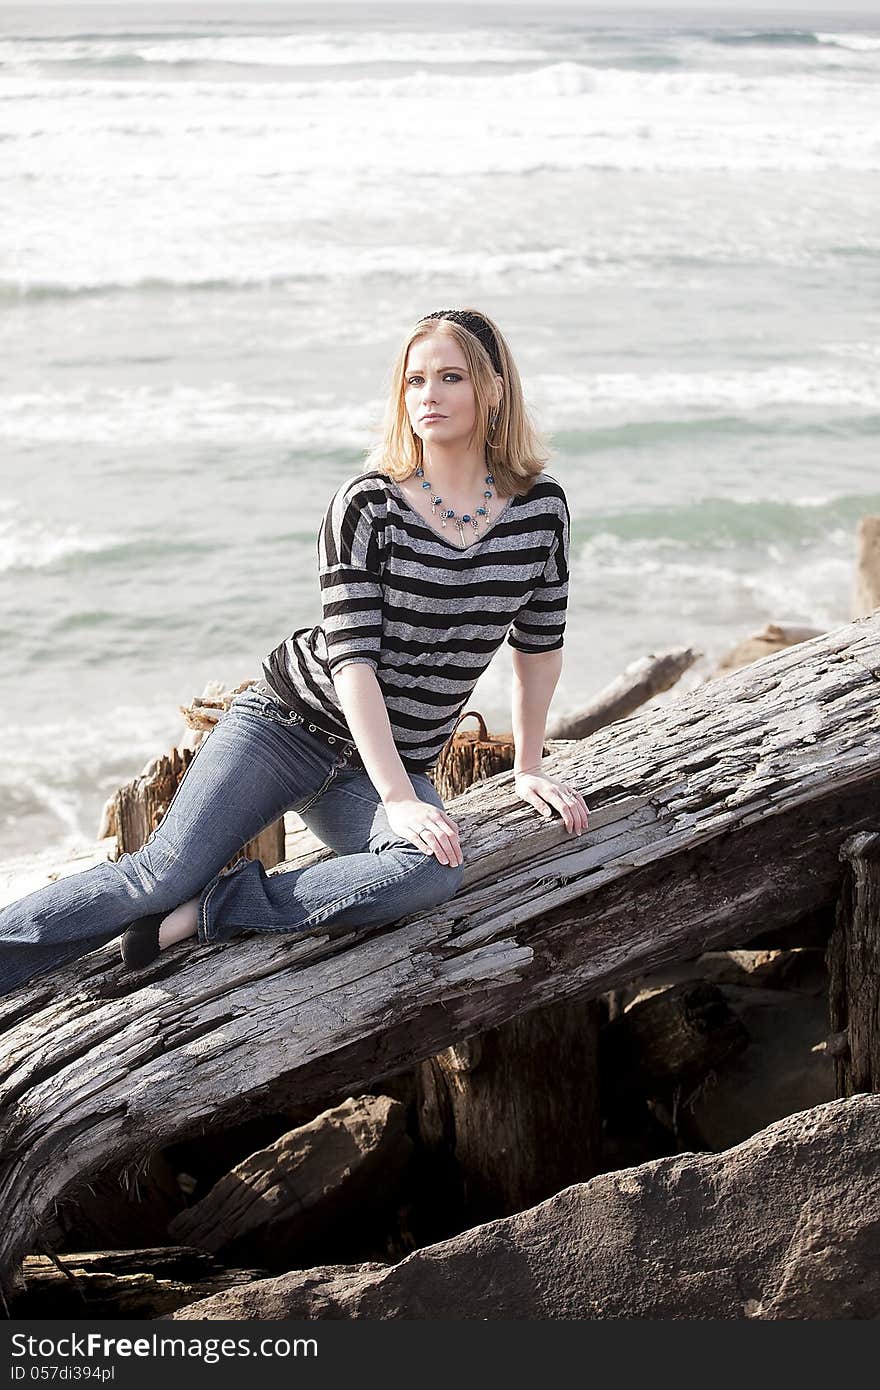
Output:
[{"xmin": 0, "ymin": 307, "xmax": 589, "ymax": 997}]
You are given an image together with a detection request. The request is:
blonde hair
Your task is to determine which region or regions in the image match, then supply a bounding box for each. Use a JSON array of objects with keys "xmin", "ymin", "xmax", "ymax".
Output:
[{"xmin": 363, "ymin": 308, "xmax": 550, "ymax": 497}]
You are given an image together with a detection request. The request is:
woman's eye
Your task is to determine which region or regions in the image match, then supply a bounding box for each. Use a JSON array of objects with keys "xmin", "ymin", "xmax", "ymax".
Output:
[{"xmin": 406, "ymin": 374, "xmax": 461, "ymax": 385}]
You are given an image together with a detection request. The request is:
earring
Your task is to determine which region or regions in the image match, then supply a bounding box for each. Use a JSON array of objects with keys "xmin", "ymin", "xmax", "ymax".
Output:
[{"xmin": 488, "ymin": 405, "xmax": 500, "ymax": 431}]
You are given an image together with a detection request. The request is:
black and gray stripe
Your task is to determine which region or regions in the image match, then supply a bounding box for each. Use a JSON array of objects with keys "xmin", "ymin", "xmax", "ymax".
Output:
[{"xmin": 262, "ymin": 469, "xmax": 569, "ymax": 772}]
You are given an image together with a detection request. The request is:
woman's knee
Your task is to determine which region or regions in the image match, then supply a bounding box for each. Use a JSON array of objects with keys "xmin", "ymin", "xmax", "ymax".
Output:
[
  {"xmin": 434, "ymin": 859, "xmax": 465, "ymax": 904},
  {"xmin": 395, "ymin": 847, "xmax": 465, "ymax": 910},
  {"xmin": 111, "ymin": 842, "xmax": 208, "ymax": 909}
]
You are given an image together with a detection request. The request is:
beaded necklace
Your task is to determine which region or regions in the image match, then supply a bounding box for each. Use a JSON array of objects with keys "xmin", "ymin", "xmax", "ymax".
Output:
[{"xmin": 413, "ymin": 465, "xmax": 496, "ymax": 548}]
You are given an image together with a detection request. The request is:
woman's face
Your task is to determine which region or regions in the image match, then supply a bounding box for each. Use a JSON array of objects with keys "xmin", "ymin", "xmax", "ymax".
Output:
[{"xmin": 403, "ymin": 334, "xmax": 478, "ymax": 450}]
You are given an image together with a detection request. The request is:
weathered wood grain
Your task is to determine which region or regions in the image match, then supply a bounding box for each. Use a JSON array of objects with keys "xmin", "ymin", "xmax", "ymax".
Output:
[
  {"xmin": 1, "ymin": 612, "xmax": 878, "ymax": 1287},
  {"xmin": 416, "ymin": 995, "xmax": 602, "ymax": 1225},
  {"xmin": 10, "ymin": 1247, "xmax": 266, "ymax": 1319},
  {"xmin": 827, "ymin": 830, "xmax": 880, "ymax": 1095}
]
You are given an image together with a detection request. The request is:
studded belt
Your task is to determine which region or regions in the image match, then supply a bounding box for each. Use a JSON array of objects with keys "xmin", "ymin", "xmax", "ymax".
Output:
[{"xmin": 250, "ymin": 678, "xmax": 363, "ymax": 765}]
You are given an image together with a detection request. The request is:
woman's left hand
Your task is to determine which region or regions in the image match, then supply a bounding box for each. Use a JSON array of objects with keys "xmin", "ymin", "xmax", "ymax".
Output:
[{"xmin": 513, "ymin": 772, "xmax": 590, "ymax": 835}]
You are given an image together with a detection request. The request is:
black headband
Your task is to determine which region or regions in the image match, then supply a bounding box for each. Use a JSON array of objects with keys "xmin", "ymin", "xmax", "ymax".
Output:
[{"xmin": 421, "ymin": 308, "xmax": 503, "ymax": 376}]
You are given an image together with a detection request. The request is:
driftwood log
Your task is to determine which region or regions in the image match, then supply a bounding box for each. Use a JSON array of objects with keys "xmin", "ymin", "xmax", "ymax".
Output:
[
  {"xmin": 545, "ymin": 644, "xmax": 700, "ymax": 740},
  {"xmin": 711, "ymin": 621, "xmax": 826, "ymax": 680},
  {"xmin": 9, "ymin": 1247, "xmax": 266, "ymax": 1320},
  {"xmin": 827, "ymin": 830, "xmax": 880, "ymax": 1095},
  {"xmin": 1, "ymin": 612, "xmax": 879, "ymax": 1290},
  {"xmin": 852, "ymin": 516, "xmax": 880, "ymax": 618},
  {"xmin": 415, "ymin": 995, "xmax": 602, "ymax": 1225}
]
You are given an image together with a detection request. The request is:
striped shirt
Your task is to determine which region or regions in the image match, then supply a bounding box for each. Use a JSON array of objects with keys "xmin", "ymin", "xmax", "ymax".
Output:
[{"xmin": 261, "ymin": 469, "xmax": 570, "ymax": 773}]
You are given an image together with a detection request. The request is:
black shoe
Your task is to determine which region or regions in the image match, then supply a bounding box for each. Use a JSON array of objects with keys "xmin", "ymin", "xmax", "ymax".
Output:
[{"xmin": 120, "ymin": 913, "xmax": 164, "ymax": 969}]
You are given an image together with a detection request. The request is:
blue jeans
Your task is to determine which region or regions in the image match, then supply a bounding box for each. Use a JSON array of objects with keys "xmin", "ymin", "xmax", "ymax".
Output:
[{"xmin": 0, "ymin": 684, "xmax": 465, "ymax": 997}]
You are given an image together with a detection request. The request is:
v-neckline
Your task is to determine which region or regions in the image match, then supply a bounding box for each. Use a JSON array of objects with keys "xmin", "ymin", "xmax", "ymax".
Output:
[{"xmin": 385, "ymin": 477, "xmax": 516, "ymax": 553}]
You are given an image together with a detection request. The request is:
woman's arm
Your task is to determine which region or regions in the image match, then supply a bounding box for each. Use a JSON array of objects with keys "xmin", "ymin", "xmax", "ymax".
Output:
[
  {"xmin": 332, "ymin": 660, "xmax": 414, "ymax": 802},
  {"xmin": 511, "ymin": 646, "xmax": 563, "ymax": 776},
  {"xmin": 510, "ymin": 647, "xmax": 590, "ymax": 835},
  {"xmin": 332, "ymin": 662, "xmax": 463, "ymax": 866}
]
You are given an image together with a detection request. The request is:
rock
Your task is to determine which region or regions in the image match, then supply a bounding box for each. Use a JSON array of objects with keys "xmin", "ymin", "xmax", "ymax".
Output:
[
  {"xmin": 678, "ymin": 985, "xmax": 836, "ymax": 1150},
  {"xmin": 165, "ymin": 1262, "xmax": 390, "ymax": 1321},
  {"xmin": 168, "ymin": 1095, "xmax": 880, "ymax": 1320},
  {"xmin": 167, "ymin": 1095, "xmax": 412, "ymax": 1270}
]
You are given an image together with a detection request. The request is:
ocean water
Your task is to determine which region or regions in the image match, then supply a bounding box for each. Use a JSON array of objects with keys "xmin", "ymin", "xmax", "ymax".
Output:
[{"xmin": 1, "ymin": 3, "xmax": 878, "ymax": 859}]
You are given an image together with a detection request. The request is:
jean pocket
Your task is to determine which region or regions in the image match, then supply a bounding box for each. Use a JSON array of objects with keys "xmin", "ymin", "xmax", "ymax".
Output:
[
  {"xmin": 231, "ymin": 685, "xmax": 358, "ymax": 777},
  {"xmin": 231, "ymin": 686, "xmax": 288, "ymax": 720}
]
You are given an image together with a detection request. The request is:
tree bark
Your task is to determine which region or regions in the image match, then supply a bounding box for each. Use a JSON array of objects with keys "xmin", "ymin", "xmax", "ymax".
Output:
[
  {"xmin": 1, "ymin": 611, "xmax": 879, "ymax": 1288},
  {"xmin": 415, "ymin": 994, "xmax": 602, "ymax": 1224},
  {"xmin": 9, "ymin": 1247, "xmax": 266, "ymax": 1320},
  {"xmin": 826, "ymin": 830, "xmax": 880, "ymax": 1096}
]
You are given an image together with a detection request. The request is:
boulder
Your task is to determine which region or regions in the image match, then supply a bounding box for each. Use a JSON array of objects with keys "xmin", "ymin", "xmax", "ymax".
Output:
[
  {"xmin": 168, "ymin": 1095, "xmax": 412, "ymax": 1270},
  {"xmin": 169, "ymin": 1094, "xmax": 880, "ymax": 1320}
]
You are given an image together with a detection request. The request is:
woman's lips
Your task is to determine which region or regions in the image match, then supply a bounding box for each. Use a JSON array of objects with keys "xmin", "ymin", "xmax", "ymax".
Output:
[{"xmin": 421, "ymin": 414, "xmax": 446, "ymax": 422}]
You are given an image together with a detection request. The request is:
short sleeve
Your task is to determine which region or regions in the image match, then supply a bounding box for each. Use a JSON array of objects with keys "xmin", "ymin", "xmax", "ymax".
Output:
[
  {"xmin": 507, "ymin": 492, "xmax": 569, "ymax": 653},
  {"xmin": 318, "ymin": 481, "xmax": 384, "ymax": 675}
]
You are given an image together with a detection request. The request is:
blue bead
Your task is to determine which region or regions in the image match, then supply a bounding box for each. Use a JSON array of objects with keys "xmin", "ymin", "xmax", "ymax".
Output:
[
  {"xmin": 485, "ymin": 474, "xmax": 494, "ymax": 484},
  {"xmin": 422, "ymin": 480, "xmax": 431, "ymax": 489},
  {"xmin": 476, "ymin": 507, "xmax": 486, "ymax": 516},
  {"xmin": 484, "ymin": 490, "xmax": 492, "ymax": 499},
  {"xmin": 415, "ymin": 466, "xmax": 424, "ymax": 476},
  {"xmin": 462, "ymin": 514, "xmax": 471, "ymax": 523},
  {"xmin": 434, "ymin": 496, "xmax": 442, "ymax": 503}
]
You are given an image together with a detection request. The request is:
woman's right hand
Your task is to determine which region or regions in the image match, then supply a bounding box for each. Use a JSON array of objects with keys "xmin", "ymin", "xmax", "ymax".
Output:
[{"xmin": 384, "ymin": 797, "xmax": 463, "ymax": 867}]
